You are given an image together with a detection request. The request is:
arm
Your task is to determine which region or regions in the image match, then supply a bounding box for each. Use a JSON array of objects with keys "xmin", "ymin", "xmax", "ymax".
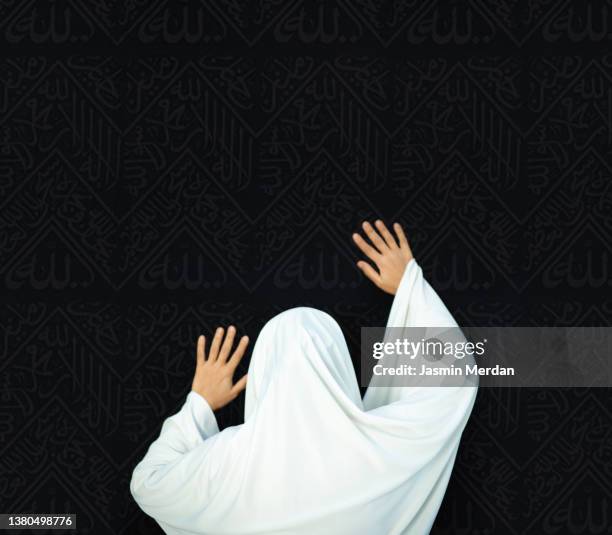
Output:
[
  {"xmin": 130, "ymin": 326, "xmax": 248, "ymax": 525},
  {"xmin": 351, "ymin": 220, "xmax": 477, "ymax": 409},
  {"xmin": 129, "ymin": 391, "xmax": 219, "ymax": 519}
]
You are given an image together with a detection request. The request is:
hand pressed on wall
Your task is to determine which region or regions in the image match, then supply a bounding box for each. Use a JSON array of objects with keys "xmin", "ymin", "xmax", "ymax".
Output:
[
  {"xmin": 352, "ymin": 220, "xmax": 414, "ymax": 295},
  {"xmin": 191, "ymin": 326, "xmax": 249, "ymax": 411}
]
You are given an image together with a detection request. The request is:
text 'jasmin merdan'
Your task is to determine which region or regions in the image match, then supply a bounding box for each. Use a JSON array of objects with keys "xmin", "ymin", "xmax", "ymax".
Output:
[
  {"xmin": 373, "ymin": 364, "xmax": 515, "ymax": 376},
  {"xmin": 372, "ymin": 338, "xmax": 487, "ymax": 360}
]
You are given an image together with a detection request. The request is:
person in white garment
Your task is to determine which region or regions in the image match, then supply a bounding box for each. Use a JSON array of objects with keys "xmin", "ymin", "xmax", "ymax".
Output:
[{"xmin": 130, "ymin": 220, "xmax": 478, "ymax": 535}]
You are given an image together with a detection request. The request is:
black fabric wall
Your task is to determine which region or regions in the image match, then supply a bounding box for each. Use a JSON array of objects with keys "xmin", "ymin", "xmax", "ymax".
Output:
[{"xmin": 1, "ymin": 2, "xmax": 611, "ymax": 534}]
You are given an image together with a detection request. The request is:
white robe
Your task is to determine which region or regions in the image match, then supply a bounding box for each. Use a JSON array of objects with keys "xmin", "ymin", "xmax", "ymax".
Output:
[{"xmin": 130, "ymin": 259, "xmax": 478, "ymax": 535}]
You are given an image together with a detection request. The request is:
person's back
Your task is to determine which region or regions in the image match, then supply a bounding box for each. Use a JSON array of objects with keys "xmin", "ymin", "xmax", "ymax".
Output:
[{"xmin": 130, "ymin": 221, "xmax": 477, "ymax": 535}]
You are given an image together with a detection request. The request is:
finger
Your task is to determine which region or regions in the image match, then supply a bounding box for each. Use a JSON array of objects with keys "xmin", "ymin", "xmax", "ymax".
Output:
[
  {"xmin": 375, "ymin": 220, "xmax": 398, "ymax": 249},
  {"xmin": 393, "ymin": 222, "xmax": 411, "ymax": 251},
  {"xmin": 209, "ymin": 327, "xmax": 224, "ymax": 361},
  {"xmin": 357, "ymin": 260, "xmax": 382, "ymax": 288},
  {"xmin": 218, "ymin": 325, "xmax": 236, "ymax": 363},
  {"xmin": 228, "ymin": 335, "xmax": 249, "ymax": 369},
  {"xmin": 230, "ymin": 374, "xmax": 248, "ymax": 397},
  {"xmin": 197, "ymin": 335, "xmax": 206, "ymax": 365},
  {"xmin": 362, "ymin": 221, "xmax": 388, "ymax": 253},
  {"xmin": 352, "ymin": 232, "xmax": 381, "ymax": 263}
]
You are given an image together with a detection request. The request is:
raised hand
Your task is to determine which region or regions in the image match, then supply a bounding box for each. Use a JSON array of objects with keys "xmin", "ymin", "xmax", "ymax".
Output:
[
  {"xmin": 352, "ymin": 220, "xmax": 414, "ymax": 295},
  {"xmin": 191, "ymin": 326, "xmax": 249, "ymax": 411}
]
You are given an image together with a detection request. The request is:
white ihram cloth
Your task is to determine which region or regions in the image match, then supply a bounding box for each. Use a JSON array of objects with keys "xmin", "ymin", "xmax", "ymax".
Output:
[{"xmin": 130, "ymin": 259, "xmax": 477, "ymax": 534}]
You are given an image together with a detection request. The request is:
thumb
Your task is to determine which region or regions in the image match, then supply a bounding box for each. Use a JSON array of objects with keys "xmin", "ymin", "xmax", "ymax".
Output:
[{"xmin": 231, "ymin": 374, "xmax": 248, "ymax": 397}]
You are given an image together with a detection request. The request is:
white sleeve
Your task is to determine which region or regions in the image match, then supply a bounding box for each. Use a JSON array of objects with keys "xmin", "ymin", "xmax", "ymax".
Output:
[
  {"xmin": 388, "ymin": 258, "xmax": 458, "ymax": 329},
  {"xmin": 363, "ymin": 259, "xmax": 478, "ymax": 410},
  {"xmin": 129, "ymin": 391, "xmax": 220, "ymax": 524}
]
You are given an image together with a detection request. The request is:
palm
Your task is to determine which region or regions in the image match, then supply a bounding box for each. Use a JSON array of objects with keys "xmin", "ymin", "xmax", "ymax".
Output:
[
  {"xmin": 352, "ymin": 220, "xmax": 413, "ymax": 295},
  {"xmin": 192, "ymin": 326, "xmax": 249, "ymax": 411}
]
